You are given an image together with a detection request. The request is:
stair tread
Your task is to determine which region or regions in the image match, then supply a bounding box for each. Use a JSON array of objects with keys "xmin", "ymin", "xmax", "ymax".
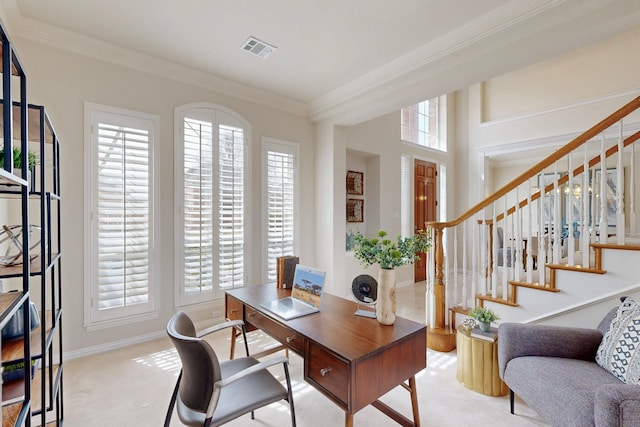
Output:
[
  {"xmin": 477, "ymin": 294, "xmax": 519, "ymax": 307},
  {"xmin": 509, "ymin": 280, "xmax": 561, "ymax": 292}
]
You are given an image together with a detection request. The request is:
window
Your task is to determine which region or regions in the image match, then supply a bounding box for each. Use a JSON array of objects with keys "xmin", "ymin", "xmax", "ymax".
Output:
[
  {"xmin": 262, "ymin": 138, "xmax": 299, "ymax": 282},
  {"xmin": 84, "ymin": 103, "xmax": 159, "ymax": 327},
  {"xmin": 175, "ymin": 104, "xmax": 250, "ymax": 306},
  {"xmin": 401, "ymin": 96, "xmax": 446, "ymax": 151}
]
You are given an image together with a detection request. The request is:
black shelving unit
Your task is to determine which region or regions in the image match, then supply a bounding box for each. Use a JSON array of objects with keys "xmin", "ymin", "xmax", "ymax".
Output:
[
  {"xmin": 0, "ymin": 22, "xmax": 63, "ymax": 427},
  {"xmin": 0, "ymin": 20, "xmax": 32, "ymax": 427}
]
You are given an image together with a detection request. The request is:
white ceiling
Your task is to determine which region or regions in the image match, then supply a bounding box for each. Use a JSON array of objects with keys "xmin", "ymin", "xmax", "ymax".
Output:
[{"xmin": 2, "ymin": 0, "xmax": 640, "ymax": 124}]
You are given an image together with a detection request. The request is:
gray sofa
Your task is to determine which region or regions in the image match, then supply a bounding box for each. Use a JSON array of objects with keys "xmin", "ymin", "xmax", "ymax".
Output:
[{"xmin": 498, "ymin": 307, "xmax": 640, "ymax": 427}]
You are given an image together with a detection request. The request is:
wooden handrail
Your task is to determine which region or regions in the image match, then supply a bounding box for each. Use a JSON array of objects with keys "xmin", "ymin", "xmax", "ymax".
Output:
[
  {"xmin": 426, "ymin": 96, "xmax": 640, "ymax": 229},
  {"xmin": 425, "ymin": 96, "xmax": 640, "ymax": 352}
]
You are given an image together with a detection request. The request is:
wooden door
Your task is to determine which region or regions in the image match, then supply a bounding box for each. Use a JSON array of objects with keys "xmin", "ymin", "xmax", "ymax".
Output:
[{"xmin": 414, "ymin": 160, "xmax": 437, "ymax": 282}]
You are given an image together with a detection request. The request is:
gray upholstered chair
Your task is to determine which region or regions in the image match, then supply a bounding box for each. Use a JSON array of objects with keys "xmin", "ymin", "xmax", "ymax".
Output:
[
  {"xmin": 164, "ymin": 311, "xmax": 296, "ymax": 427},
  {"xmin": 498, "ymin": 305, "xmax": 640, "ymax": 426}
]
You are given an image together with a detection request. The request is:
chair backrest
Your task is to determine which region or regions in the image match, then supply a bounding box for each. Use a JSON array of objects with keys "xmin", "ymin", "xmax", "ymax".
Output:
[{"xmin": 167, "ymin": 311, "xmax": 223, "ymax": 415}]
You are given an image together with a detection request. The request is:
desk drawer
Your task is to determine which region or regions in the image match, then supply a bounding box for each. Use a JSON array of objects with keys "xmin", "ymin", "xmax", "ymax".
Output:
[
  {"xmin": 226, "ymin": 295, "xmax": 243, "ymax": 320},
  {"xmin": 245, "ymin": 307, "xmax": 305, "ymax": 354},
  {"xmin": 307, "ymin": 342, "xmax": 349, "ymax": 405}
]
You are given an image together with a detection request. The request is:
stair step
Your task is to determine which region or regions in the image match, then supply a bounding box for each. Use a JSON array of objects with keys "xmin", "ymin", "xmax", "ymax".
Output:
[
  {"xmin": 592, "ymin": 243, "xmax": 640, "ymax": 251},
  {"xmin": 546, "ymin": 263, "xmax": 606, "ymax": 274},
  {"xmin": 450, "ymin": 305, "xmax": 470, "ymax": 316},
  {"xmin": 477, "ymin": 294, "xmax": 519, "ymax": 307},
  {"xmin": 509, "ymin": 280, "xmax": 560, "ymax": 292}
]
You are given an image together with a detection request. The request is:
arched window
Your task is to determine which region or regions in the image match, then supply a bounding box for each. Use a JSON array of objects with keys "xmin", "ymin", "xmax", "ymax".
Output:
[{"xmin": 174, "ymin": 103, "xmax": 250, "ymax": 306}]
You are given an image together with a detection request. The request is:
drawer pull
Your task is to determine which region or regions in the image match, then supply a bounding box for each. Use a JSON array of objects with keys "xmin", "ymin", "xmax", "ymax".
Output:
[
  {"xmin": 286, "ymin": 336, "xmax": 295, "ymax": 343},
  {"xmin": 229, "ymin": 308, "xmax": 238, "ymax": 314},
  {"xmin": 320, "ymin": 367, "xmax": 332, "ymax": 377},
  {"xmin": 247, "ymin": 312, "xmax": 255, "ymax": 318}
]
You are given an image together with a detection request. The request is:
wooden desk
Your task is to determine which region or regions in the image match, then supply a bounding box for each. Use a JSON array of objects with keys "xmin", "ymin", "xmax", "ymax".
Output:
[{"xmin": 226, "ymin": 285, "xmax": 426, "ymax": 427}]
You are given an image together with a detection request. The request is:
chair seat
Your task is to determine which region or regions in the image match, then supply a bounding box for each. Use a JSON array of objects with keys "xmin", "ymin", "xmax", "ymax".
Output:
[{"xmin": 177, "ymin": 357, "xmax": 289, "ymax": 427}]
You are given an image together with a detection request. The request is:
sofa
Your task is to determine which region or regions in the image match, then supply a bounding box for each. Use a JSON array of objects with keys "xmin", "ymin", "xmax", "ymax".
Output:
[{"xmin": 498, "ymin": 299, "xmax": 640, "ymax": 427}]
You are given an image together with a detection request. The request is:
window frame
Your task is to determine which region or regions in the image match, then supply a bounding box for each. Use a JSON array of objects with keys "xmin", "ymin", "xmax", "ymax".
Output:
[
  {"xmin": 174, "ymin": 103, "xmax": 252, "ymax": 308},
  {"xmin": 401, "ymin": 95, "xmax": 447, "ymax": 152},
  {"xmin": 261, "ymin": 137, "xmax": 300, "ymax": 282},
  {"xmin": 83, "ymin": 102, "xmax": 160, "ymax": 330}
]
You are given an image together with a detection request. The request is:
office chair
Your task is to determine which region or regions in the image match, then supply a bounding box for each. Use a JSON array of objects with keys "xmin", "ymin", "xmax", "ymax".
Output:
[{"xmin": 164, "ymin": 311, "xmax": 296, "ymax": 427}]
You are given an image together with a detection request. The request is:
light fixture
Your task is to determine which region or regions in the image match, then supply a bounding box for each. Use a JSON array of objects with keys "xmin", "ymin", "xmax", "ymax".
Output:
[{"xmin": 241, "ymin": 36, "xmax": 277, "ymax": 59}]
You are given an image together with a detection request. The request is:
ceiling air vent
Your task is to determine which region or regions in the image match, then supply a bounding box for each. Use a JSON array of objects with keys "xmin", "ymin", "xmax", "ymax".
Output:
[{"xmin": 241, "ymin": 36, "xmax": 277, "ymax": 59}]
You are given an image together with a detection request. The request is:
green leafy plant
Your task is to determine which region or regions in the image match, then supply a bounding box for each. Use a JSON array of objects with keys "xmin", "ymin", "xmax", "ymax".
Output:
[
  {"xmin": 469, "ymin": 306, "xmax": 500, "ymax": 324},
  {"xmin": 352, "ymin": 229, "xmax": 431, "ymax": 270},
  {"xmin": 0, "ymin": 147, "xmax": 37, "ymax": 169}
]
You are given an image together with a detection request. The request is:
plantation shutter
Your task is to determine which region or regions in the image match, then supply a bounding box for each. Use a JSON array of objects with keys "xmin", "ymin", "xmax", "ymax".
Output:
[
  {"xmin": 183, "ymin": 118, "xmax": 214, "ymax": 295},
  {"xmin": 266, "ymin": 145, "xmax": 296, "ymax": 281},
  {"xmin": 97, "ymin": 123, "xmax": 150, "ymax": 309},
  {"xmin": 401, "ymin": 153, "xmax": 411, "ymax": 238},
  {"xmin": 218, "ymin": 124, "xmax": 245, "ymax": 289}
]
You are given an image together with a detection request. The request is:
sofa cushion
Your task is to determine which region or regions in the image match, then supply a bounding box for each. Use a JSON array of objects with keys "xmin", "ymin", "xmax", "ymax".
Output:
[
  {"xmin": 503, "ymin": 356, "xmax": 622, "ymax": 427},
  {"xmin": 596, "ymin": 297, "xmax": 640, "ymax": 384}
]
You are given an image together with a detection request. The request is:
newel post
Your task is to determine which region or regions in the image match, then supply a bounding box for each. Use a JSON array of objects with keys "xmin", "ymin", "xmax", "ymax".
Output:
[{"xmin": 426, "ymin": 223, "xmax": 456, "ymax": 352}]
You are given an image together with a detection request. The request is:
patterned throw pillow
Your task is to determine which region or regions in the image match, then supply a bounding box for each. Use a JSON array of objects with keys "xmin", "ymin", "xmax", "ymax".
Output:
[{"xmin": 596, "ymin": 297, "xmax": 640, "ymax": 384}]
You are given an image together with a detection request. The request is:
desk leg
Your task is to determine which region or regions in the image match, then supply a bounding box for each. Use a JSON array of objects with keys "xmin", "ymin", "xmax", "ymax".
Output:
[
  {"xmin": 229, "ymin": 328, "xmax": 237, "ymax": 359},
  {"xmin": 371, "ymin": 376, "xmax": 420, "ymax": 426},
  {"xmin": 409, "ymin": 376, "xmax": 420, "ymax": 427},
  {"xmin": 345, "ymin": 412, "xmax": 353, "ymax": 427}
]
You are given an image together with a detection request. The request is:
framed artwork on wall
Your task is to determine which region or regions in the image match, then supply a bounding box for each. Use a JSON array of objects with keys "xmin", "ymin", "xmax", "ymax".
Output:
[
  {"xmin": 594, "ymin": 168, "xmax": 621, "ymax": 227},
  {"xmin": 346, "ymin": 170, "xmax": 364, "ymax": 195},
  {"xmin": 346, "ymin": 198, "xmax": 364, "ymax": 222}
]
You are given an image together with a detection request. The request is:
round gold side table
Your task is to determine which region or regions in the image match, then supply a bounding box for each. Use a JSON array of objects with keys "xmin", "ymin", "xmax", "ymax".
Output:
[{"xmin": 456, "ymin": 325, "xmax": 508, "ymax": 396}]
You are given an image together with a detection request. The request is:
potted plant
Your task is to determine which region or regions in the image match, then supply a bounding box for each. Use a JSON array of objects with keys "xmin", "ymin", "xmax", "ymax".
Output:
[
  {"xmin": 0, "ymin": 147, "xmax": 38, "ymax": 191},
  {"xmin": 468, "ymin": 306, "xmax": 500, "ymax": 331},
  {"xmin": 0, "ymin": 147, "xmax": 38, "ymax": 170},
  {"xmin": 352, "ymin": 229, "xmax": 430, "ymax": 325}
]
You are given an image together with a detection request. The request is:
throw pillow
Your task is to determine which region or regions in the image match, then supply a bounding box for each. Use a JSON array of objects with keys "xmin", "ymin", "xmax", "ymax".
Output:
[{"xmin": 596, "ymin": 297, "xmax": 640, "ymax": 384}]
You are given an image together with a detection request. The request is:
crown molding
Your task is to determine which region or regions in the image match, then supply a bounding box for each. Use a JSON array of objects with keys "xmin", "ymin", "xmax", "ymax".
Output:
[
  {"xmin": 5, "ymin": 10, "xmax": 309, "ymax": 118},
  {"xmin": 308, "ymin": 0, "xmax": 564, "ymax": 123}
]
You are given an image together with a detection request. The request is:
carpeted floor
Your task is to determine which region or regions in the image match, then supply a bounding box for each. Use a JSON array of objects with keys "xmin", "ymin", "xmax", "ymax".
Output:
[{"xmin": 62, "ymin": 283, "xmax": 549, "ymax": 426}]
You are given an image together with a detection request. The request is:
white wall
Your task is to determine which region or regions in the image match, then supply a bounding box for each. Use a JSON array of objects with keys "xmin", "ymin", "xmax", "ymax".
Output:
[
  {"xmin": 12, "ymin": 22, "xmax": 640, "ymax": 356},
  {"xmin": 12, "ymin": 37, "xmax": 316, "ymax": 354}
]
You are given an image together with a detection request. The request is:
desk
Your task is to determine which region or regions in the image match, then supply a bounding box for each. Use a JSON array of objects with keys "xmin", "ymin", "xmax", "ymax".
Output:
[{"xmin": 226, "ymin": 285, "xmax": 426, "ymax": 427}]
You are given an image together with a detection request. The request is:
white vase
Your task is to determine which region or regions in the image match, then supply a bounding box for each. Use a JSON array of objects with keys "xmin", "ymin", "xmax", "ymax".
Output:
[{"xmin": 376, "ymin": 268, "xmax": 396, "ymax": 325}]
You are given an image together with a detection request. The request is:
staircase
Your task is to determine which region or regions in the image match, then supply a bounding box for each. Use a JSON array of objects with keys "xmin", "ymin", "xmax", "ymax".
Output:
[{"xmin": 424, "ymin": 95, "xmax": 640, "ymax": 352}]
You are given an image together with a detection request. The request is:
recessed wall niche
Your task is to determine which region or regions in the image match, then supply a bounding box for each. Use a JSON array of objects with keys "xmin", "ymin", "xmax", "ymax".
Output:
[{"xmin": 346, "ymin": 149, "xmax": 380, "ymax": 251}]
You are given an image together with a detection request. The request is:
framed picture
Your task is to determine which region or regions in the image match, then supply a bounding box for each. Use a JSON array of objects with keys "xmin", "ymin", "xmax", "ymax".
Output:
[
  {"xmin": 346, "ymin": 170, "xmax": 364, "ymax": 195},
  {"xmin": 346, "ymin": 198, "xmax": 364, "ymax": 222},
  {"xmin": 538, "ymin": 173, "xmax": 562, "ymax": 226},
  {"xmin": 594, "ymin": 168, "xmax": 621, "ymax": 227}
]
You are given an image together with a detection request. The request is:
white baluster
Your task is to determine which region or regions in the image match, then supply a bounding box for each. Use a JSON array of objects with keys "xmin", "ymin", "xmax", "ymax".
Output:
[
  {"xmin": 631, "ymin": 137, "xmax": 637, "ymax": 236},
  {"xmin": 617, "ymin": 119, "xmax": 625, "ymax": 243},
  {"xmin": 553, "ymin": 162, "xmax": 560, "ymax": 264},
  {"xmin": 568, "ymin": 153, "xmax": 575, "ymax": 265},
  {"xmin": 471, "ymin": 218, "xmax": 477, "ymax": 309},
  {"xmin": 515, "ymin": 187, "xmax": 521, "ymax": 282},
  {"xmin": 526, "ymin": 178, "xmax": 533, "ymax": 282},
  {"xmin": 538, "ymin": 184, "xmax": 546, "ymax": 286},
  {"xmin": 600, "ymin": 131, "xmax": 608, "ymax": 242},
  {"xmin": 492, "ymin": 204, "xmax": 497, "ymax": 299},
  {"xmin": 582, "ymin": 142, "xmax": 590, "ymax": 266},
  {"xmin": 502, "ymin": 197, "xmax": 509, "ymax": 300},
  {"xmin": 462, "ymin": 221, "xmax": 467, "ymax": 310}
]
